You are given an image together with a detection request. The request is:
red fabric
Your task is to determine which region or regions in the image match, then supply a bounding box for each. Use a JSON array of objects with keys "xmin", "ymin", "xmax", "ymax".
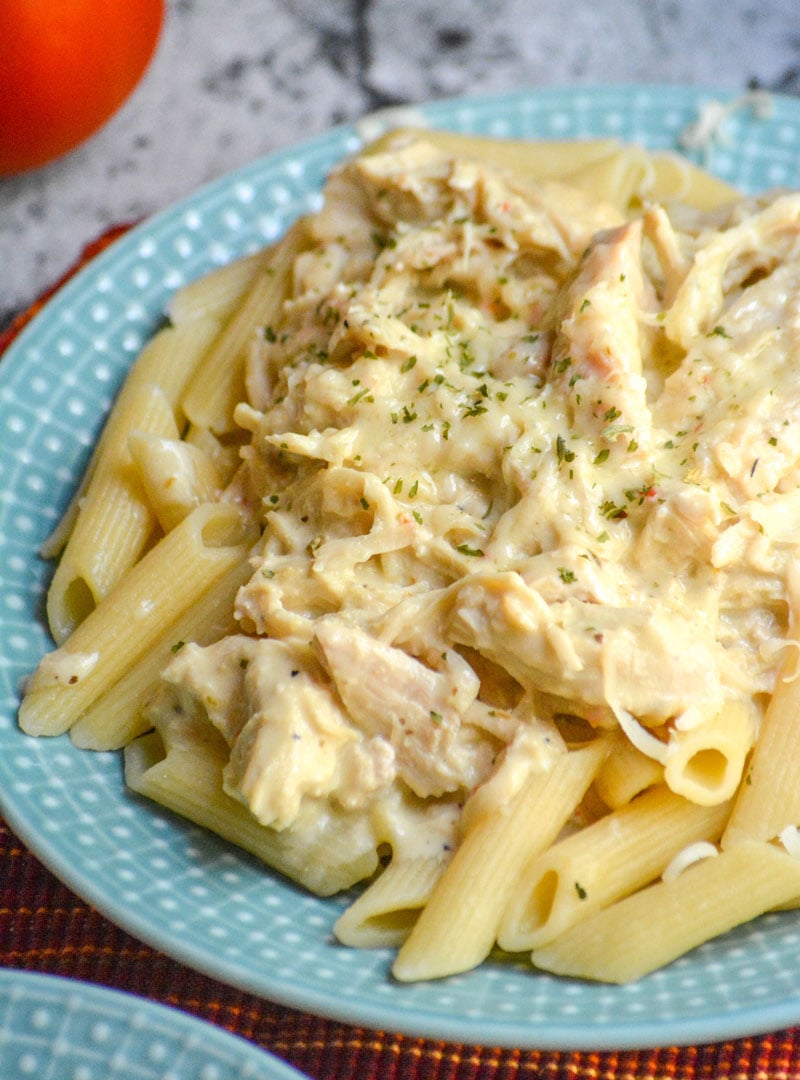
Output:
[{"xmin": 3, "ymin": 227, "xmax": 800, "ymax": 1079}]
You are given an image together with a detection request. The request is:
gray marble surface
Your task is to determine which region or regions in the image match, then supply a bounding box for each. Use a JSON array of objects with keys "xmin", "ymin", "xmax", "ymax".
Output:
[{"xmin": 2, "ymin": 0, "xmax": 799, "ymax": 327}]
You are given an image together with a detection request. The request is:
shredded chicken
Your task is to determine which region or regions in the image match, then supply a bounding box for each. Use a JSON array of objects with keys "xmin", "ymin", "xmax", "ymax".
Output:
[{"xmin": 145, "ymin": 134, "xmax": 799, "ymax": 861}]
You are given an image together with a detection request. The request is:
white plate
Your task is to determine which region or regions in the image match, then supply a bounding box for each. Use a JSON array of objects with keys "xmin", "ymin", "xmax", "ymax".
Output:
[{"xmin": 3, "ymin": 86, "xmax": 800, "ymax": 1050}]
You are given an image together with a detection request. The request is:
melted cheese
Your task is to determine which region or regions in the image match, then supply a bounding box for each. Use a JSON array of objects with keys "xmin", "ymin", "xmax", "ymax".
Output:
[{"xmin": 157, "ymin": 137, "xmax": 800, "ymax": 861}]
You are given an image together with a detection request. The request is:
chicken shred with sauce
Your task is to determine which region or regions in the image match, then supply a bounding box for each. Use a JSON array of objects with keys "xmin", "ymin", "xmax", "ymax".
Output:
[{"xmin": 147, "ymin": 134, "xmax": 800, "ymax": 877}]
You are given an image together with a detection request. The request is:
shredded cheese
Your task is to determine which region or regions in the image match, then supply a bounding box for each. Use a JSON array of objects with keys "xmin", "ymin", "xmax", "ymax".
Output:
[{"xmin": 662, "ymin": 841, "xmax": 719, "ymax": 883}]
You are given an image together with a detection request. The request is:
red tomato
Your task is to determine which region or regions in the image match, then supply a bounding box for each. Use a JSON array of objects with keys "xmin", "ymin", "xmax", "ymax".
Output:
[{"xmin": 0, "ymin": 0, "xmax": 165, "ymax": 175}]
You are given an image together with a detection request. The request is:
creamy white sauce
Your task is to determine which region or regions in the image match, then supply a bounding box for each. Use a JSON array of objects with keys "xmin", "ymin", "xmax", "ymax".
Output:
[{"xmin": 153, "ymin": 136, "xmax": 800, "ymax": 872}]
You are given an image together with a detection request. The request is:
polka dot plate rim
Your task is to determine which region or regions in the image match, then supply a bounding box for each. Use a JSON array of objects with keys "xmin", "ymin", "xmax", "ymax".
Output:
[
  {"xmin": 3, "ymin": 85, "xmax": 800, "ymax": 1051},
  {"xmin": 0, "ymin": 968, "xmax": 304, "ymax": 1080}
]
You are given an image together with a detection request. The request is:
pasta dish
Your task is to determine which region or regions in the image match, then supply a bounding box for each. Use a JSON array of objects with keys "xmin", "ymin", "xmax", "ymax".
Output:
[{"xmin": 18, "ymin": 128, "xmax": 800, "ymax": 984}]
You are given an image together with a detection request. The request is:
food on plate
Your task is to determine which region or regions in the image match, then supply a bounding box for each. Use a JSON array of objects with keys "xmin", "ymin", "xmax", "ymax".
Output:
[{"xmin": 19, "ymin": 128, "xmax": 800, "ymax": 983}]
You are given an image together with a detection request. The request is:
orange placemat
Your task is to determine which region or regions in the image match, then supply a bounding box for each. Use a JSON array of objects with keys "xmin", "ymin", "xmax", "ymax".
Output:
[{"xmin": 2, "ymin": 229, "xmax": 800, "ymax": 1080}]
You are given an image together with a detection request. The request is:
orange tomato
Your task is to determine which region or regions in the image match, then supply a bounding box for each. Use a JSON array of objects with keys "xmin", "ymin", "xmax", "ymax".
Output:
[{"xmin": 0, "ymin": 0, "xmax": 165, "ymax": 175}]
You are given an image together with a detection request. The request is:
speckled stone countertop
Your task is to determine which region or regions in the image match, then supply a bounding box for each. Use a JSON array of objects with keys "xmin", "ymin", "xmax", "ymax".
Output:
[{"xmin": 2, "ymin": 0, "xmax": 799, "ymax": 325}]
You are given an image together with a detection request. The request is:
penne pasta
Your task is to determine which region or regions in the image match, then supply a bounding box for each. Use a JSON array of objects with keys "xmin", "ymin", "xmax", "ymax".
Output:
[
  {"xmin": 20, "ymin": 503, "xmax": 255, "ymax": 737},
  {"xmin": 722, "ymin": 647, "xmax": 800, "ymax": 848},
  {"xmin": 334, "ymin": 854, "xmax": 449, "ymax": 949},
  {"xmin": 44, "ymin": 316, "xmax": 222, "ymax": 642},
  {"xmin": 180, "ymin": 219, "xmax": 309, "ymax": 435},
  {"xmin": 391, "ymin": 740, "xmax": 608, "ymax": 981},
  {"xmin": 664, "ymin": 698, "xmax": 758, "ymax": 806},
  {"xmin": 530, "ymin": 841, "xmax": 800, "ymax": 984},
  {"xmin": 128, "ymin": 430, "xmax": 224, "ymax": 533},
  {"xmin": 45, "ymin": 380, "xmax": 176, "ymax": 642},
  {"xmin": 362, "ymin": 127, "xmax": 621, "ymax": 182},
  {"xmin": 167, "ymin": 249, "xmax": 273, "ymax": 326},
  {"xmin": 593, "ymin": 730, "xmax": 664, "ymax": 809},
  {"xmin": 183, "ymin": 423, "xmax": 244, "ymax": 485},
  {"xmin": 498, "ymin": 785, "xmax": 730, "ymax": 951},
  {"xmin": 646, "ymin": 150, "xmax": 741, "ymax": 209},
  {"xmin": 20, "ymin": 128, "xmax": 800, "ymax": 989},
  {"xmin": 69, "ymin": 558, "xmax": 253, "ymax": 751},
  {"xmin": 560, "ymin": 146, "xmax": 654, "ymax": 212}
]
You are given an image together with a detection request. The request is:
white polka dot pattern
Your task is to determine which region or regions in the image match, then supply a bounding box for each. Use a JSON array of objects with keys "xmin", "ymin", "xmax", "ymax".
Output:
[
  {"xmin": 2, "ymin": 86, "xmax": 800, "ymax": 1051},
  {"xmin": 0, "ymin": 970, "xmax": 301, "ymax": 1079}
]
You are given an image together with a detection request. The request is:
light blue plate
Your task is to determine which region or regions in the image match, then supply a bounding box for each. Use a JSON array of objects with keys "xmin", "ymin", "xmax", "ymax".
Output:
[
  {"xmin": 0, "ymin": 969, "xmax": 303, "ymax": 1079},
  {"xmin": 3, "ymin": 86, "xmax": 800, "ymax": 1051}
]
